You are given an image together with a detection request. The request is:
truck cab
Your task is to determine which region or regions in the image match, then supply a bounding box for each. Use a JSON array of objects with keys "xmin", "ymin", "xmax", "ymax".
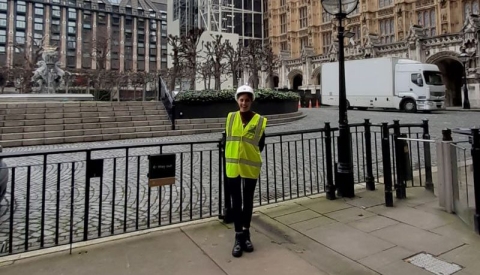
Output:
[{"xmin": 394, "ymin": 61, "xmax": 446, "ymax": 112}]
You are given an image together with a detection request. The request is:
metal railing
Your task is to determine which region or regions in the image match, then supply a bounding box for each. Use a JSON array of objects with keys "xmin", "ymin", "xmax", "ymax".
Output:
[
  {"xmin": 440, "ymin": 128, "xmax": 480, "ymax": 234},
  {"xmin": 0, "ymin": 119, "xmax": 432, "ymax": 256}
]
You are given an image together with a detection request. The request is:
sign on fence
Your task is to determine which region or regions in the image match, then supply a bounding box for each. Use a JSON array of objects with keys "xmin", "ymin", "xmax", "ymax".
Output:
[
  {"xmin": 148, "ymin": 154, "xmax": 176, "ymax": 187},
  {"xmin": 87, "ymin": 159, "xmax": 104, "ymax": 178}
]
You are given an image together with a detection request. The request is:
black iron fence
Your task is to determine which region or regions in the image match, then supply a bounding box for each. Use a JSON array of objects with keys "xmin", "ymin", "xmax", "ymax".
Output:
[{"xmin": 0, "ymin": 119, "xmax": 433, "ymax": 256}]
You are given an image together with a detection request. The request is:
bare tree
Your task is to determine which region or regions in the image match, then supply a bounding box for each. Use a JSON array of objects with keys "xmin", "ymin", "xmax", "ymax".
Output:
[
  {"xmin": 197, "ymin": 60, "xmax": 214, "ymax": 90},
  {"xmin": 262, "ymin": 43, "xmax": 279, "ymax": 89},
  {"xmin": 12, "ymin": 34, "xmax": 45, "ymax": 93},
  {"xmin": 130, "ymin": 72, "xmax": 144, "ymax": 101},
  {"xmin": 180, "ymin": 27, "xmax": 205, "ymax": 90},
  {"xmin": 242, "ymin": 40, "xmax": 264, "ymax": 89},
  {"xmin": 224, "ymin": 41, "xmax": 243, "ymax": 88},
  {"xmin": 0, "ymin": 66, "xmax": 8, "ymax": 94},
  {"xmin": 203, "ymin": 34, "xmax": 228, "ymax": 90},
  {"xmin": 142, "ymin": 72, "xmax": 157, "ymax": 101},
  {"xmin": 167, "ymin": 34, "xmax": 182, "ymax": 92},
  {"xmin": 92, "ymin": 25, "xmax": 111, "ymax": 70}
]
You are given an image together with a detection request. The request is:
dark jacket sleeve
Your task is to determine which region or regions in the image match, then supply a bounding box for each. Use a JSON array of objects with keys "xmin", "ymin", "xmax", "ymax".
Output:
[{"xmin": 259, "ymin": 132, "xmax": 266, "ymax": 152}]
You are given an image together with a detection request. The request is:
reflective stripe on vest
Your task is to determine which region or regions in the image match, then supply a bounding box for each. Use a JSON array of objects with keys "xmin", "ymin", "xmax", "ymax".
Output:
[{"xmin": 225, "ymin": 112, "xmax": 267, "ymax": 179}]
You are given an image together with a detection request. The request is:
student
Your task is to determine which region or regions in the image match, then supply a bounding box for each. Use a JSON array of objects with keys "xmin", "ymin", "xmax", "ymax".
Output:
[{"xmin": 224, "ymin": 84, "xmax": 267, "ymax": 258}]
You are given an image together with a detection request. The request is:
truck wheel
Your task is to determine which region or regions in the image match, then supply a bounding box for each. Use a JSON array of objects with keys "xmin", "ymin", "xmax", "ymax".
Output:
[{"xmin": 402, "ymin": 99, "xmax": 417, "ymax": 113}]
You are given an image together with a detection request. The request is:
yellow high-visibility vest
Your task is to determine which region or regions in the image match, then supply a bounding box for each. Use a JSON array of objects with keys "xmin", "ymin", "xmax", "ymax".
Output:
[{"xmin": 225, "ymin": 111, "xmax": 267, "ymax": 179}]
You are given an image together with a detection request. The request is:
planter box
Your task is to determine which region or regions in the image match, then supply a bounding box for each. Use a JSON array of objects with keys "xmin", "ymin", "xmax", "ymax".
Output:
[{"xmin": 174, "ymin": 100, "xmax": 299, "ymax": 119}]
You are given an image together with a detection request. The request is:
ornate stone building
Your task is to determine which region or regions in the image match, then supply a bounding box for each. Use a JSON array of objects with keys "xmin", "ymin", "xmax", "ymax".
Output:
[
  {"xmin": 267, "ymin": 0, "xmax": 480, "ymax": 108},
  {"xmin": 0, "ymin": 0, "xmax": 168, "ymax": 72}
]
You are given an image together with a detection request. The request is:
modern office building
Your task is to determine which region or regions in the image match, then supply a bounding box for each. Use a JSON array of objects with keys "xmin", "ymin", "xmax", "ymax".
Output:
[
  {"xmin": 167, "ymin": 0, "xmax": 266, "ymax": 89},
  {"xmin": 0, "ymin": 0, "xmax": 168, "ymax": 72},
  {"xmin": 267, "ymin": 0, "xmax": 480, "ymax": 107},
  {"xmin": 169, "ymin": 0, "xmax": 264, "ymax": 45}
]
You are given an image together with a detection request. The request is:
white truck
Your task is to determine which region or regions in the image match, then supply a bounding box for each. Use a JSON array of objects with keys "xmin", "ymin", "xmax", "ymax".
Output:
[{"xmin": 321, "ymin": 57, "xmax": 446, "ymax": 112}]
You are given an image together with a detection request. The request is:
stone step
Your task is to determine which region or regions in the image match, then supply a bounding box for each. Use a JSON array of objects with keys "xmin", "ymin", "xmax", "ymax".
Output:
[
  {"xmin": 0, "ymin": 105, "xmax": 164, "ymax": 115},
  {"xmin": 0, "ymin": 112, "xmax": 305, "ymax": 148},
  {"xmin": 0, "ymin": 101, "xmax": 161, "ymax": 109},
  {"xmin": 1, "ymin": 109, "xmax": 166, "ymax": 120},
  {"xmin": 0, "ymin": 119, "xmax": 172, "ymax": 134},
  {"xmin": 0, "ymin": 114, "xmax": 170, "ymax": 127}
]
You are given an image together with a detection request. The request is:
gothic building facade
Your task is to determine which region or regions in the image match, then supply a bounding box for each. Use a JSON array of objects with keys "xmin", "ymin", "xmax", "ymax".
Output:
[{"xmin": 267, "ymin": 0, "xmax": 480, "ymax": 108}]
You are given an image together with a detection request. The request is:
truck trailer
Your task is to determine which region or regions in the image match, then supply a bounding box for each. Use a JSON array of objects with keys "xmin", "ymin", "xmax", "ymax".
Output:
[{"xmin": 321, "ymin": 57, "xmax": 446, "ymax": 112}]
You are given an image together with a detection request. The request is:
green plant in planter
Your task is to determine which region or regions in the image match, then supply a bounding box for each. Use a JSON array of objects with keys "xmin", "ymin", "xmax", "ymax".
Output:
[{"xmin": 175, "ymin": 89, "xmax": 299, "ymax": 104}]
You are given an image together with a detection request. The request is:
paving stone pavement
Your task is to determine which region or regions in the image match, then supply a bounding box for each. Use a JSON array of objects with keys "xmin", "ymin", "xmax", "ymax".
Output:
[
  {"xmin": 1, "ymin": 186, "xmax": 479, "ymax": 275},
  {"xmin": 0, "ymin": 108, "xmax": 477, "ymax": 255}
]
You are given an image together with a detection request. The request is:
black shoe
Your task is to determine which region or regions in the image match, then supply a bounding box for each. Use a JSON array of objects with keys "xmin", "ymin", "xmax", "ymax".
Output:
[
  {"xmin": 242, "ymin": 229, "xmax": 254, "ymax": 253},
  {"xmin": 232, "ymin": 233, "xmax": 243, "ymax": 258}
]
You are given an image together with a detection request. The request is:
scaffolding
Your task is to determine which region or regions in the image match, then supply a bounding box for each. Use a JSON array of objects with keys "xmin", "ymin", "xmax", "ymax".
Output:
[
  {"xmin": 173, "ymin": 0, "xmax": 198, "ymax": 36},
  {"xmin": 198, "ymin": 0, "xmax": 236, "ymax": 33}
]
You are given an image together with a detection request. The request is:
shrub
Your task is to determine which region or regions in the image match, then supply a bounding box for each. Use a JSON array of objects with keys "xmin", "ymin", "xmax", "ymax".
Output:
[{"xmin": 175, "ymin": 89, "xmax": 299, "ymax": 104}]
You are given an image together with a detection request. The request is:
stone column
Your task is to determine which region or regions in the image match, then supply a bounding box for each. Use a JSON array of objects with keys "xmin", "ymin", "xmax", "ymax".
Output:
[
  {"xmin": 157, "ymin": 21, "xmax": 161, "ymax": 72},
  {"xmin": 26, "ymin": 2, "xmax": 33, "ymax": 61},
  {"xmin": 144, "ymin": 18, "xmax": 150, "ymax": 72},
  {"xmin": 60, "ymin": 6, "xmax": 67, "ymax": 66},
  {"xmin": 119, "ymin": 15, "xmax": 125, "ymax": 72},
  {"xmin": 76, "ymin": 9, "xmax": 82, "ymax": 69},
  {"xmin": 6, "ymin": 0, "xmax": 15, "ymax": 66},
  {"xmin": 44, "ymin": 5, "xmax": 51, "ymax": 37},
  {"xmin": 106, "ymin": 14, "xmax": 111, "ymax": 70},
  {"xmin": 132, "ymin": 18, "xmax": 137, "ymax": 71},
  {"xmin": 91, "ymin": 12, "xmax": 97, "ymax": 70}
]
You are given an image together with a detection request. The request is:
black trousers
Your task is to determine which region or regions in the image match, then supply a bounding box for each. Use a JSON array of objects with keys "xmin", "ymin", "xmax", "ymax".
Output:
[{"xmin": 229, "ymin": 176, "xmax": 257, "ymax": 233}]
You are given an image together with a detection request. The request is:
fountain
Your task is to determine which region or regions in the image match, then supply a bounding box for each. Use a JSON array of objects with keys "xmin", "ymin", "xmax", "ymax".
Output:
[
  {"xmin": 0, "ymin": 38, "xmax": 93, "ymax": 102},
  {"xmin": 31, "ymin": 42, "xmax": 65, "ymax": 94}
]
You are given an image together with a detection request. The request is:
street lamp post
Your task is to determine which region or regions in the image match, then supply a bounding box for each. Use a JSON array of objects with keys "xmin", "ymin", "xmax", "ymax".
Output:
[
  {"xmin": 459, "ymin": 48, "xmax": 471, "ymax": 109},
  {"xmin": 321, "ymin": 0, "xmax": 358, "ymax": 198}
]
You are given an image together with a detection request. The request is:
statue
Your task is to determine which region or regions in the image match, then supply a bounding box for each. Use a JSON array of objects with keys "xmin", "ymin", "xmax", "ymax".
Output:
[{"xmin": 31, "ymin": 38, "xmax": 67, "ymax": 93}]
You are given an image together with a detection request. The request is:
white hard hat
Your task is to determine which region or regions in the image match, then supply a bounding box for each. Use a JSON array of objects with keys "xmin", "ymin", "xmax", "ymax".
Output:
[{"xmin": 235, "ymin": 84, "xmax": 255, "ymax": 101}]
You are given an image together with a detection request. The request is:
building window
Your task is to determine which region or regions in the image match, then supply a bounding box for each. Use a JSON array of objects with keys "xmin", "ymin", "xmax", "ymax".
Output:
[
  {"xmin": 349, "ymin": 25, "xmax": 361, "ymax": 44},
  {"xmin": 322, "ymin": 10, "xmax": 332, "ymax": 23},
  {"xmin": 68, "ymin": 21, "xmax": 76, "ymax": 34},
  {"xmin": 464, "ymin": 1, "xmax": 479, "ymax": 19},
  {"xmin": 418, "ymin": 9, "xmax": 436, "ymax": 37},
  {"xmin": 68, "ymin": 8, "xmax": 77, "ymax": 20},
  {"xmin": 379, "ymin": 18, "xmax": 394, "ymax": 44},
  {"xmin": 0, "ymin": 29, "xmax": 5, "ymax": 43},
  {"xmin": 35, "ymin": 5, "xmax": 44, "ymax": 16},
  {"xmin": 379, "ymin": 0, "xmax": 393, "ymax": 9},
  {"xmin": 34, "ymin": 23, "xmax": 43, "ymax": 31},
  {"xmin": 0, "ymin": 12, "xmax": 6, "ymax": 27},
  {"xmin": 52, "ymin": 6, "xmax": 61, "ymax": 18},
  {"xmin": 280, "ymin": 13, "xmax": 287, "ymax": 34},
  {"xmin": 0, "ymin": 0, "xmax": 7, "ymax": 11},
  {"xmin": 322, "ymin": 32, "xmax": 332, "ymax": 54},
  {"xmin": 16, "ymin": 15, "xmax": 26, "ymax": 29},
  {"xmin": 350, "ymin": 5, "xmax": 359, "ymax": 16},
  {"xmin": 299, "ymin": 7, "xmax": 308, "ymax": 29},
  {"xmin": 300, "ymin": 36, "xmax": 308, "ymax": 49},
  {"xmin": 17, "ymin": 1, "xmax": 26, "ymax": 13},
  {"xmin": 16, "ymin": 31, "xmax": 25, "ymax": 44}
]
